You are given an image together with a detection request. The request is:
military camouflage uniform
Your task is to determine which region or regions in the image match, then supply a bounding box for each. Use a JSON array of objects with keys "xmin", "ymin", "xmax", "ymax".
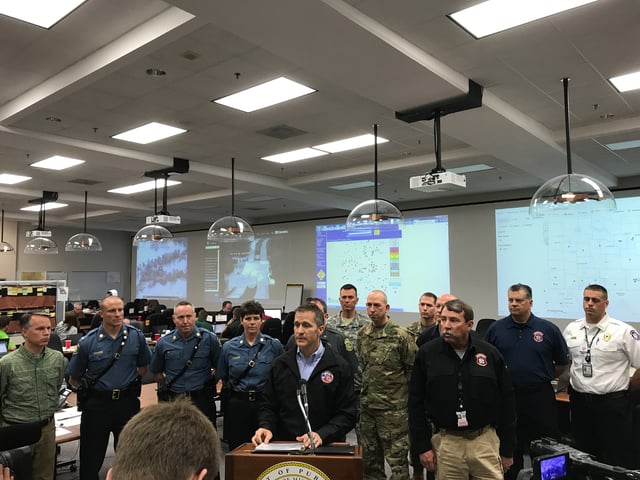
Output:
[
  {"xmin": 357, "ymin": 319, "xmax": 417, "ymax": 480},
  {"xmin": 405, "ymin": 320, "xmax": 430, "ymax": 340},
  {"xmin": 326, "ymin": 311, "xmax": 370, "ymax": 390}
]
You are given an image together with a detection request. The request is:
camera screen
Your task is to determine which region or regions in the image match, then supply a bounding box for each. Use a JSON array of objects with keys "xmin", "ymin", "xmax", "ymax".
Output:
[{"xmin": 537, "ymin": 453, "xmax": 568, "ymax": 480}]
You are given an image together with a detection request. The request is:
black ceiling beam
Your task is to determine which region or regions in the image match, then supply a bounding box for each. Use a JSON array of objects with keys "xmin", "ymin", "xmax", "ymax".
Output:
[
  {"xmin": 144, "ymin": 157, "xmax": 189, "ymax": 179},
  {"xmin": 395, "ymin": 79, "xmax": 483, "ymax": 123}
]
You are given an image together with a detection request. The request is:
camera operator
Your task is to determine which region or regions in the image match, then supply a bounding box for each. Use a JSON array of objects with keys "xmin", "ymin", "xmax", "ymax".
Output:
[{"xmin": 0, "ymin": 313, "xmax": 65, "ymax": 480}]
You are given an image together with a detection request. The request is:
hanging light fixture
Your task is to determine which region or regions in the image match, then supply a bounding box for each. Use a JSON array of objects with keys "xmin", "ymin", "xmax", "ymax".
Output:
[
  {"xmin": 207, "ymin": 157, "xmax": 254, "ymax": 243},
  {"xmin": 65, "ymin": 191, "xmax": 103, "ymax": 252},
  {"xmin": 133, "ymin": 174, "xmax": 174, "ymax": 247},
  {"xmin": 0, "ymin": 209, "xmax": 15, "ymax": 253},
  {"xmin": 133, "ymin": 158, "xmax": 189, "ymax": 247},
  {"xmin": 346, "ymin": 124, "xmax": 403, "ymax": 229},
  {"xmin": 529, "ymin": 78, "xmax": 616, "ymax": 217},
  {"xmin": 24, "ymin": 191, "xmax": 59, "ymax": 254}
]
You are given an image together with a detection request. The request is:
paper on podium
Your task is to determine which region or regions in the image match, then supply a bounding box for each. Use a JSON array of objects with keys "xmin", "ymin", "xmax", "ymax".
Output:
[{"xmin": 253, "ymin": 442, "xmax": 306, "ymax": 453}]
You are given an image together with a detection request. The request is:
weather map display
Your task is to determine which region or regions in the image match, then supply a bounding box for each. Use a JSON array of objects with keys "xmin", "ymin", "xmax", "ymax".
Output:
[{"xmin": 316, "ymin": 216, "xmax": 450, "ymax": 312}]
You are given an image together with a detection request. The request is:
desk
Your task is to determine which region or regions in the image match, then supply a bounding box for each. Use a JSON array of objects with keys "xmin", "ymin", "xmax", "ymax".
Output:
[{"xmin": 55, "ymin": 383, "xmax": 158, "ymax": 445}]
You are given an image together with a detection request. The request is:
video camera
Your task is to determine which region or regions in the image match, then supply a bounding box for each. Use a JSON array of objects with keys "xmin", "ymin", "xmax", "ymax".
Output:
[{"xmin": 515, "ymin": 437, "xmax": 640, "ymax": 480}]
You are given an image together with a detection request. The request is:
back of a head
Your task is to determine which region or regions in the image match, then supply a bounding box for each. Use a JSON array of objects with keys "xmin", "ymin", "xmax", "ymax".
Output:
[{"xmin": 109, "ymin": 399, "xmax": 220, "ymax": 480}]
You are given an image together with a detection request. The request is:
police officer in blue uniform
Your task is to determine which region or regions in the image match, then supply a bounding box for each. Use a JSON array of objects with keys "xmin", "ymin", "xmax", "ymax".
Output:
[
  {"xmin": 216, "ymin": 300, "xmax": 283, "ymax": 450},
  {"xmin": 150, "ymin": 300, "xmax": 221, "ymax": 423},
  {"xmin": 486, "ymin": 283, "xmax": 570, "ymax": 480},
  {"xmin": 67, "ymin": 295, "xmax": 152, "ymax": 480}
]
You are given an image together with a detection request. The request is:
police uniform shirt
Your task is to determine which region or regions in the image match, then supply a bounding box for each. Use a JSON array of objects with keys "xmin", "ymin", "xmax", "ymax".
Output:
[
  {"xmin": 216, "ymin": 333, "xmax": 283, "ymax": 392},
  {"xmin": 486, "ymin": 314, "xmax": 570, "ymax": 389},
  {"xmin": 66, "ymin": 324, "xmax": 151, "ymax": 391},
  {"xmin": 150, "ymin": 327, "xmax": 221, "ymax": 392},
  {"xmin": 563, "ymin": 314, "xmax": 640, "ymax": 394}
]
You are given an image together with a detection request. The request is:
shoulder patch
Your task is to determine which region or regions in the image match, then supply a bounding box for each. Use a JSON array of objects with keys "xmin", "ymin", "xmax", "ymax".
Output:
[
  {"xmin": 630, "ymin": 330, "xmax": 640, "ymax": 341},
  {"xmin": 344, "ymin": 338, "xmax": 354, "ymax": 352}
]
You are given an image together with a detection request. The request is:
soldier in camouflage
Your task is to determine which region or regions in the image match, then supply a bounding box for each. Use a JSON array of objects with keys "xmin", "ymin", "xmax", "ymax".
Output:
[
  {"xmin": 406, "ymin": 292, "xmax": 438, "ymax": 339},
  {"xmin": 357, "ymin": 290, "xmax": 417, "ymax": 480}
]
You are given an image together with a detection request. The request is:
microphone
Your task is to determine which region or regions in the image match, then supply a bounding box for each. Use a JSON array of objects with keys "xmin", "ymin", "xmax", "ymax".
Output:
[
  {"xmin": 296, "ymin": 380, "xmax": 315, "ymax": 453},
  {"xmin": 0, "ymin": 423, "xmax": 42, "ymax": 451}
]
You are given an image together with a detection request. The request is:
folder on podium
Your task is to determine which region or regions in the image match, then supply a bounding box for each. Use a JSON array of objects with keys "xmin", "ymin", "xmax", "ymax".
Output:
[{"xmin": 225, "ymin": 442, "xmax": 363, "ymax": 480}]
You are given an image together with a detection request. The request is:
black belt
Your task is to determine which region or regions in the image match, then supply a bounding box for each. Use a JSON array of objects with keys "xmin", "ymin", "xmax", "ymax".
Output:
[
  {"xmin": 90, "ymin": 385, "xmax": 136, "ymax": 400},
  {"xmin": 168, "ymin": 388, "xmax": 207, "ymax": 398},
  {"xmin": 571, "ymin": 389, "xmax": 627, "ymax": 401},
  {"xmin": 436, "ymin": 425, "xmax": 491, "ymax": 440},
  {"xmin": 230, "ymin": 390, "xmax": 262, "ymax": 402}
]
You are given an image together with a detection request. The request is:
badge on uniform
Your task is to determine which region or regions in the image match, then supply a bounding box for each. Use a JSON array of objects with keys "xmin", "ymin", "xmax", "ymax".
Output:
[
  {"xmin": 456, "ymin": 410, "xmax": 469, "ymax": 428},
  {"xmin": 533, "ymin": 331, "xmax": 544, "ymax": 343},
  {"xmin": 321, "ymin": 370, "xmax": 334, "ymax": 384},
  {"xmin": 582, "ymin": 364, "xmax": 593, "ymax": 377},
  {"xmin": 344, "ymin": 339, "xmax": 354, "ymax": 352},
  {"xmin": 475, "ymin": 353, "xmax": 487, "ymax": 367},
  {"xmin": 630, "ymin": 330, "xmax": 640, "ymax": 341}
]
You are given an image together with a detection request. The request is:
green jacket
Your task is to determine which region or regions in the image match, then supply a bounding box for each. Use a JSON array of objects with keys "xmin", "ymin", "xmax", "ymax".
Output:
[{"xmin": 0, "ymin": 346, "xmax": 65, "ymax": 424}]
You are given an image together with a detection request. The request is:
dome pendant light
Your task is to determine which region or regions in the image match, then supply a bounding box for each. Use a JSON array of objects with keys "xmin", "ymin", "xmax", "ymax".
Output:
[
  {"xmin": 346, "ymin": 124, "xmax": 403, "ymax": 229},
  {"xmin": 529, "ymin": 78, "xmax": 616, "ymax": 217},
  {"xmin": 133, "ymin": 175, "xmax": 174, "ymax": 246},
  {"xmin": 65, "ymin": 191, "xmax": 103, "ymax": 252},
  {"xmin": 24, "ymin": 191, "xmax": 59, "ymax": 254},
  {"xmin": 0, "ymin": 209, "xmax": 15, "ymax": 253},
  {"xmin": 207, "ymin": 157, "xmax": 254, "ymax": 244}
]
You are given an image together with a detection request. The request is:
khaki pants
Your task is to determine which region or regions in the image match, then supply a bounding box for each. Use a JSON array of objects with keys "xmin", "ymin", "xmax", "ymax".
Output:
[
  {"xmin": 432, "ymin": 426, "xmax": 503, "ymax": 480},
  {"xmin": 32, "ymin": 419, "xmax": 56, "ymax": 480}
]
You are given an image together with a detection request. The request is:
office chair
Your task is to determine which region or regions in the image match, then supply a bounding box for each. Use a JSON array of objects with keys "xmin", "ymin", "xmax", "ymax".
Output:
[{"xmin": 475, "ymin": 318, "xmax": 495, "ymax": 339}]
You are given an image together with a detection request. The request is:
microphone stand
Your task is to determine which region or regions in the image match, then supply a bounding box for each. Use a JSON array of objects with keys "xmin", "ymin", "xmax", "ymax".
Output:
[{"xmin": 296, "ymin": 381, "xmax": 315, "ymax": 453}]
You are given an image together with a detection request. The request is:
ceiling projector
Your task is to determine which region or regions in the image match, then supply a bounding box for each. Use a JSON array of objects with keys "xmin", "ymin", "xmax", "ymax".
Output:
[
  {"xmin": 410, "ymin": 171, "xmax": 466, "ymax": 192},
  {"xmin": 146, "ymin": 214, "xmax": 181, "ymax": 225}
]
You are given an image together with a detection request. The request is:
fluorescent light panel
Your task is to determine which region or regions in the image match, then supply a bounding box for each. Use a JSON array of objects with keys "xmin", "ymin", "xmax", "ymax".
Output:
[
  {"xmin": 609, "ymin": 71, "xmax": 640, "ymax": 93},
  {"xmin": 0, "ymin": 173, "xmax": 31, "ymax": 185},
  {"xmin": 214, "ymin": 77, "xmax": 316, "ymax": 113},
  {"xmin": 21, "ymin": 202, "xmax": 68, "ymax": 212},
  {"xmin": 262, "ymin": 148, "xmax": 328, "ymax": 164},
  {"xmin": 30, "ymin": 155, "xmax": 85, "ymax": 170},
  {"xmin": 449, "ymin": 0, "xmax": 599, "ymax": 39},
  {"xmin": 0, "ymin": 0, "xmax": 87, "ymax": 29},
  {"xmin": 112, "ymin": 122, "xmax": 187, "ymax": 144},
  {"xmin": 330, "ymin": 181, "xmax": 376, "ymax": 191},
  {"xmin": 108, "ymin": 179, "xmax": 181, "ymax": 195},
  {"xmin": 314, "ymin": 134, "xmax": 388, "ymax": 153},
  {"xmin": 605, "ymin": 139, "xmax": 640, "ymax": 151},
  {"xmin": 449, "ymin": 164, "xmax": 493, "ymax": 174}
]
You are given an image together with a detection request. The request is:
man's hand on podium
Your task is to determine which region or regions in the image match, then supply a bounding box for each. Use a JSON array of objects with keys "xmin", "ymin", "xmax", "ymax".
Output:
[
  {"xmin": 252, "ymin": 428, "xmax": 273, "ymax": 446},
  {"xmin": 296, "ymin": 432, "xmax": 323, "ymax": 449}
]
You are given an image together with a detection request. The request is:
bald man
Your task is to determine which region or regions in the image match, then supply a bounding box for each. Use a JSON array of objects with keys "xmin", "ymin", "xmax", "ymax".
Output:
[{"xmin": 416, "ymin": 293, "xmax": 457, "ymax": 347}]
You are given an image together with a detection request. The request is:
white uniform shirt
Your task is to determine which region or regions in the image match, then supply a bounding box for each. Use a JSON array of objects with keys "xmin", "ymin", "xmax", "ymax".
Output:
[{"xmin": 563, "ymin": 314, "xmax": 640, "ymax": 394}]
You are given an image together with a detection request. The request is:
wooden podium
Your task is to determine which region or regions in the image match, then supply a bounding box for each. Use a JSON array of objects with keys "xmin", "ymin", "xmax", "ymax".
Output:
[{"xmin": 224, "ymin": 443, "xmax": 363, "ymax": 480}]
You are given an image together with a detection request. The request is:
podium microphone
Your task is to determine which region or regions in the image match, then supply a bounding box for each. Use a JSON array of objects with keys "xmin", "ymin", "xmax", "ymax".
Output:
[{"xmin": 296, "ymin": 380, "xmax": 315, "ymax": 453}]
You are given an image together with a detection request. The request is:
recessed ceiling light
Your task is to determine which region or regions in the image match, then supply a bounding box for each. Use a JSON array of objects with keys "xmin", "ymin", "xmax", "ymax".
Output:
[
  {"xmin": 30, "ymin": 155, "xmax": 85, "ymax": 170},
  {"xmin": 609, "ymin": 71, "xmax": 640, "ymax": 93},
  {"xmin": 112, "ymin": 122, "xmax": 187, "ymax": 144},
  {"xmin": 213, "ymin": 77, "xmax": 316, "ymax": 113},
  {"xmin": 146, "ymin": 68, "xmax": 166, "ymax": 77},
  {"xmin": 449, "ymin": 0, "xmax": 599, "ymax": 39},
  {"xmin": 605, "ymin": 139, "xmax": 640, "ymax": 151},
  {"xmin": 21, "ymin": 202, "xmax": 68, "ymax": 212},
  {"xmin": 108, "ymin": 179, "xmax": 181, "ymax": 195},
  {"xmin": 0, "ymin": 173, "xmax": 31, "ymax": 185},
  {"xmin": 262, "ymin": 148, "xmax": 328, "ymax": 164},
  {"xmin": 314, "ymin": 134, "xmax": 389, "ymax": 153},
  {"xmin": 0, "ymin": 0, "xmax": 87, "ymax": 29},
  {"xmin": 330, "ymin": 181, "xmax": 376, "ymax": 191}
]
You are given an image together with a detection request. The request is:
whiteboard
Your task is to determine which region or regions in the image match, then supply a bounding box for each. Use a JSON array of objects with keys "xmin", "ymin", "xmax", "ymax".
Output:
[
  {"xmin": 68, "ymin": 271, "xmax": 108, "ymax": 301},
  {"xmin": 283, "ymin": 284, "xmax": 304, "ymax": 313}
]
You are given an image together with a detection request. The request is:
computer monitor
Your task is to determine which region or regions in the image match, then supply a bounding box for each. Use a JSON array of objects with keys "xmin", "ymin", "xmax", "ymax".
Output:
[
  {"xmin": 264, "ymin": 308, "xmax": 282, "ymax": 319},
  {"xmin": 0, "ymin": 338, "xmax": 9, "ymax": 357},
  {"xmin": 213, "ymin": 322, "xmax": 226, "ymax": 334},
  {"xmin": 533, "ymin": 452, "xmax": 569, "ymax": 480}
]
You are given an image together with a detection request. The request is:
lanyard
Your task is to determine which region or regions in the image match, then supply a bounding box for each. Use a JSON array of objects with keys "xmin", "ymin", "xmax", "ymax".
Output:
[{"xmin": 582, "ymin": 326, "xmax": 600, "ymax": 363}]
